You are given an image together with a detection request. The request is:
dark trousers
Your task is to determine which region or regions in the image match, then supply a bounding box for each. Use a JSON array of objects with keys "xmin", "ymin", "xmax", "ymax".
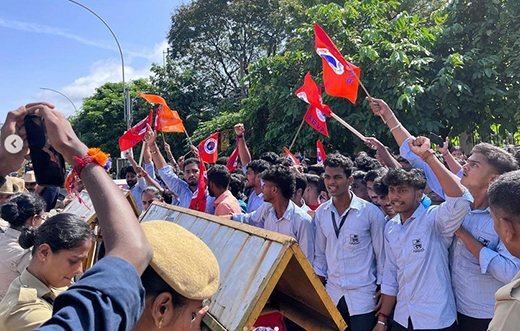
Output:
[
  {"xmin": 457, "ymin": 313, "xmax": 491, "ymax": 331},
  {"xmin": 393, "ymin": 317, "xmax": 458, "ymax": 331},
  {"xmin": 336, "ymin": 296, "xmax": 376, "ymax": 331}
]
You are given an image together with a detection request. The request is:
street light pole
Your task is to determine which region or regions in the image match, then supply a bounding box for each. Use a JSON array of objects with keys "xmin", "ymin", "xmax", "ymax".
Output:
[
  {"xmin": 39, "ymin": 87, "xmax": 79, "ymax": 113},
  {"xmin": 65, "ymin": 0, "xmax": 130, "ymax": 129}
]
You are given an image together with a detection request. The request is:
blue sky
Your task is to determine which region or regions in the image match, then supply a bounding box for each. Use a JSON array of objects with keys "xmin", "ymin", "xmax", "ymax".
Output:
[{"xmin": 0, "ymin": 0, "xmax": 185, "ymax": 120}]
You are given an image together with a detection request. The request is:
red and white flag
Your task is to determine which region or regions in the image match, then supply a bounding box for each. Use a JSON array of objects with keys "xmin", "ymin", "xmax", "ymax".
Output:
[
  {"xmin": 198, "ymin": 133, "xmax": 219, "ymax": 164},
  {"xmin": 226, "ymin": 146, "xmax": 239, "ymax": 172},
  {"xmin": 315, "ymin": 23, "xmax": 360, "ymax": 103},
  {"xmin": 283, "ymin": 147, "xmax": 300, "ymax": 166},
  {"xmin": 317, "ymin": 140, "xmax": 326, "ymax": 165},
  {"xmin": 189, "ymin": 154, "xmax": 207, "ymax": 212}
]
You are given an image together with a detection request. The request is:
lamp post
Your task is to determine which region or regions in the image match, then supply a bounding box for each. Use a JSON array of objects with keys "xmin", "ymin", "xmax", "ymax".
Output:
[
  {"xmin": 65, "ymin": 0, "xmax": 130, "ymax": 129},
  {"xmin": 39, "ymin": 87, "xmax": 78, "ymax": 113}
]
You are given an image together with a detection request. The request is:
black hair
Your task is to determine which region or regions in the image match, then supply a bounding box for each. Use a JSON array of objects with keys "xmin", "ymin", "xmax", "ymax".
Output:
[
  {"xmin": 19, "ymin": 213, "xmax": 95, "ymax": 256},
  {"xmin": 307, "ymin": 164, "xmax": 325, "ymax": 176},
  {"xmin": 372, "ymin": 176, "xmax": 388, "ymax": 196},
  {"xmin": 354, "ymin": 155, "xmax": 382, "ymax": 172},
  {"xmin": 207, "ymin": 165, "xmax": 231, "ymax": 190},
  {"xmin": 229, "ymin": 174, "xmax": 246, "ymax": 200},
  {"xmin": 294, "ymin": 172, "xmax": 307, "ymax": 194},
  {"xmin": 260, "ymin": 151, "xmax": 279, "ymax": 165},
  {"xmin": 396, "ymin": 156, "xmax": 412, "ymax": 168},
  {"xmin": 364, "ymin": 168, "xmax": 386, "ymax": 183},
  {"xmin": 488, "ymin": 170, "xmax": 520, "ymax": 222},
  {"xmin": 324, "ymin": 153, "xmax": 354, "ymax": 178},
  {"xmin": 450, "ymin": 145, "xmax": 466, "ymax": 155},
  {"xmin": 262, "ymin": 165, "xmax": 296, "ymax": 200},
  {"xmin": 141, "ymin": 265, "xmax": 187, "ymax": 307},
  {"xmin": 1, "ymin": 193, "xmax": 46, "ymax": 229},
  {"xmin": 125, "ymin": 166, "xmax": 136, "ymax": 175},
  {"xmin": 142, "ymin": 186, "xmax": 162, "ymax": 199},
  {"xmin": 182, "ymin": 158, "xmax": 200, "ymax": 171},
  {"xmin": 383, "ymin": 168, "xmax": 426, "ymax": 190},
  {"xmin": 275, "ymin": 158, "xmax": 294, "ymax": 167},
  {"xmin": 246, "ymin": 159, "xmax": 270, "ymax": 174},
  {"xmin": 216, "ymin": 156, "xmax": 229, "ymax": 166},
  {"xmin": 471, "ymin": 143, "xmax": 519, "ymax": 175},
  {"xmin": 352, "ymin": 170, "xmax": 367, "ymax": 182},
  {"xmin": 305, "ymin": 174, "xmax": 320, "ymax": 193}
]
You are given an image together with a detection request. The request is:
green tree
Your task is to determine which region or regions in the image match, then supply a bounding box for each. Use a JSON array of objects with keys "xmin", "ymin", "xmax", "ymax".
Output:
[{"xmin": 70, "ymin": 79, "xmax": 157, "ymax": 158}]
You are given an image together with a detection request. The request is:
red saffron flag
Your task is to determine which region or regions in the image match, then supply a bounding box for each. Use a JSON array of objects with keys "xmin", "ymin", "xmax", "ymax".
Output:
[
  {"xmin": 138, "ymin": 92, "xmax": 186, "ymax": 133},
  {"xmin": 283, "ymin": 147, "xmax": 300, "ymax": 166},
  {"xmin": 118, "ymin": 110, "xmax": 153, "ymax": 151},
  {"xmin": 226, "ymin": 146, "xmax": 240, "ymax": 172},
  {"xmin": 198, "ymin": 133, "xmax": 219, "ymax": 164},
  {"xmin": 317, "ymin": 140, "xmax": 326, "ymax": 165},
  {"xmin": 314, "ymin": 23, "xmax": 360, "ymax": 103},
  {"xmin": 304, "ymin": 105, "xmax": 329, "ymax": 137},
  {"xmin": 295, "ymin": 72, "xmax": 332, "ymax": 116},
  {"xmin": 189, "ymin": 155, "xmax": 207, "ymax": 212}
]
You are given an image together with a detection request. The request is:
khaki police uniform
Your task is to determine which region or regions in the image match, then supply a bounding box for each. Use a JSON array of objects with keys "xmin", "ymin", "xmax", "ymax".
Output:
[
  {"xmin": 488, "ymin": 270, "xmax": 520, "ymax": 331},
  {"xmin": 0, "ymin": 268, "xmax": 65, "ymax": 331}
]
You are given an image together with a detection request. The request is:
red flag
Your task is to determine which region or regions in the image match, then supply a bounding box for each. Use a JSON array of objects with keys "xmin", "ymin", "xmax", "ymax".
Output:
[
  {"xmin": 317, "ymin": 140, "xmax": 326, "ymax": 165},
  {"xmin": 283, "ymin": 147, "xmax": 300, "ymax": 166},
  {"xmin": 304, "ymin": 105, "xmax": 329, "ymax": 137},
  {"xmin": 314, "ymin": 23, "xmax": 360, "ymax": 103},
  {"xmin": 226, "ymin": 146, "xmax": 240, "ymax": 172},
  {"xmin": 154, "ymin": 107, "xmax": 161, "ymax": 131},
  {"xmin": 198, "ymin": 133, "xmax": 219, "ymax": 164},
  {"xmin": 138, "ymin": 92, "xmax": 186, "ymax": 133},
  {"xmin": 189, "ymin": 155, "xmax": 207, "ymax": 212},
  {"xmin": 295, "ymin": 72, "xmax": 332, "ymax": 117},
  {"xmin": 118, "ymin": 110, "xmax": 153, "ymax": 151}
]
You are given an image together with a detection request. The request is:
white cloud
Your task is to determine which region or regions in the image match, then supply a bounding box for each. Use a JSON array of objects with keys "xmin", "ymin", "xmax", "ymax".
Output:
[
  {"xmin": 36, "ymin": 58, "xmax": 153, "ymax": 117},
  {"xmin": 0, "ymin": 18, "xmax": 161, "ymax": 60}
]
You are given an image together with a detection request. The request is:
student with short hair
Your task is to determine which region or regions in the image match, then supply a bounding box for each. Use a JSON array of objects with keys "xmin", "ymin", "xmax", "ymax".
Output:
[
  {"xmin": 207, "ymin": 165, "xmax": 241, "ymax": 216},
  {"xmin": 370, "ymin": 97, "xmax": 519, "ymax": 331},
  {"xmin": 376, "ymin": 136, "xmax": 472, "ymax": 331},
  {"xmin": 313, "ymin": 153, "xmax": 385, "ymax": 331}
]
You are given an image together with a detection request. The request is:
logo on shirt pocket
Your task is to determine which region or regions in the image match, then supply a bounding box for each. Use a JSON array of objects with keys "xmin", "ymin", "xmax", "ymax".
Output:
[
  {"xmin": 412, "ymin": 239, "xmax": 424, "ymax": 253},
  {"xmin": 350, "ymin": 234, "xmax": 360, "ymax": 245},
  {"xmin": 477, "ymin": 236, "xmax": 490, "ymax": 247}
]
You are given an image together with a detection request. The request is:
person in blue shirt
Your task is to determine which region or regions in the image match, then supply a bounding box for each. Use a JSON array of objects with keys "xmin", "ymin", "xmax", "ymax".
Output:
[
  {"xmin": 370, "ymin": 97, "xmax": 520, "ymax": 331},
  {"xmin": 376, "ymin": 136, "xmax": 472, "ymax": 331},
  {"xmin": 0, "ymin": 102, "xmax": 154, "ymax": 331},
  {"xmin": 313, "ymin": 153, "xmax": 386, "ymax": 331}
]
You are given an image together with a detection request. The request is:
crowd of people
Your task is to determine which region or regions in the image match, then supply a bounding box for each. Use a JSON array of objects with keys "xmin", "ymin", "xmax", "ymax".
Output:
[{"xmin": 0, "ymin": 98, "xmax": 520, "ymax": 331}]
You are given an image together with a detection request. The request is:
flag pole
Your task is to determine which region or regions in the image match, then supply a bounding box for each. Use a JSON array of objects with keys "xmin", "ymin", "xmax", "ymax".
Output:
[
  {"xmin": 183, "ymin": 130, "xmax": 197, "ymax": 156},
  {"xmin": 138, "ymin": 141, "xmax": 146, "ymax": 166},
  {"xmin": 289, "ymin": 119, "xmax": 305, "ymax": 152},
  {"xmin": 161, "ymin": 131, "xmax": 167, "ymax": 145},
  {"xmin": 330, "ymin": 112, "xmax": 366, "ymax": 142}
]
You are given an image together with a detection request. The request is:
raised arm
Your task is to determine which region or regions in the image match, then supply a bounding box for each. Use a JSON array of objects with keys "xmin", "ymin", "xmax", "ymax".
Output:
[
  {"xmin": 364, "ymin": 137, "xmax": 401, "ymax": 168},
  {"xmin": 436, "ymin": 137, "xmax": 463, "ymax": 175},
  {"xmin": 143, "ymin": 125, "xmax": 168, "ymax": 170},
  {"xmin": 28, "ymin": 103, "xmax": 153, "ymax": 274},
  {"xmin": 368, "ymin": 97, "xmax": 412, "ymax": 147},
  {"xmin": 234, "ymin": 123, "xmax": 251, "ymax": 166},
  {"xmin": 408, "ymin": 136, "xmax": 464, "ymax": 198}
]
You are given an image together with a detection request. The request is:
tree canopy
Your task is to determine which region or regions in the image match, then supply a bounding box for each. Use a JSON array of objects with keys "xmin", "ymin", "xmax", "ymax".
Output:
[{"xmin": 71, "ymin": 0, "xmax": 520, "ymax": 159}]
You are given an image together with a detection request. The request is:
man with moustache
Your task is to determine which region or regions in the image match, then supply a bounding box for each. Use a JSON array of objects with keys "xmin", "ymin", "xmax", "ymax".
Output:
[
  {"xmin": 206, "ymin": 165, "xmax": 241, "ymax": 216},
  {"xmin": 144, "ymin": 129, "xmax": 210, "ymax": 209}
]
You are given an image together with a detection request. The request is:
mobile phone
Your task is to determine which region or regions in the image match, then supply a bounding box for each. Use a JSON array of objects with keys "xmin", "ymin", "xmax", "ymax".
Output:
[
  {"xmin": 24, "ymin": 114, "xmax": 66, "ymax": 187},
  {"xmin": 428, "ymin": 132, "xmax": 445, "ymax": 146}
]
